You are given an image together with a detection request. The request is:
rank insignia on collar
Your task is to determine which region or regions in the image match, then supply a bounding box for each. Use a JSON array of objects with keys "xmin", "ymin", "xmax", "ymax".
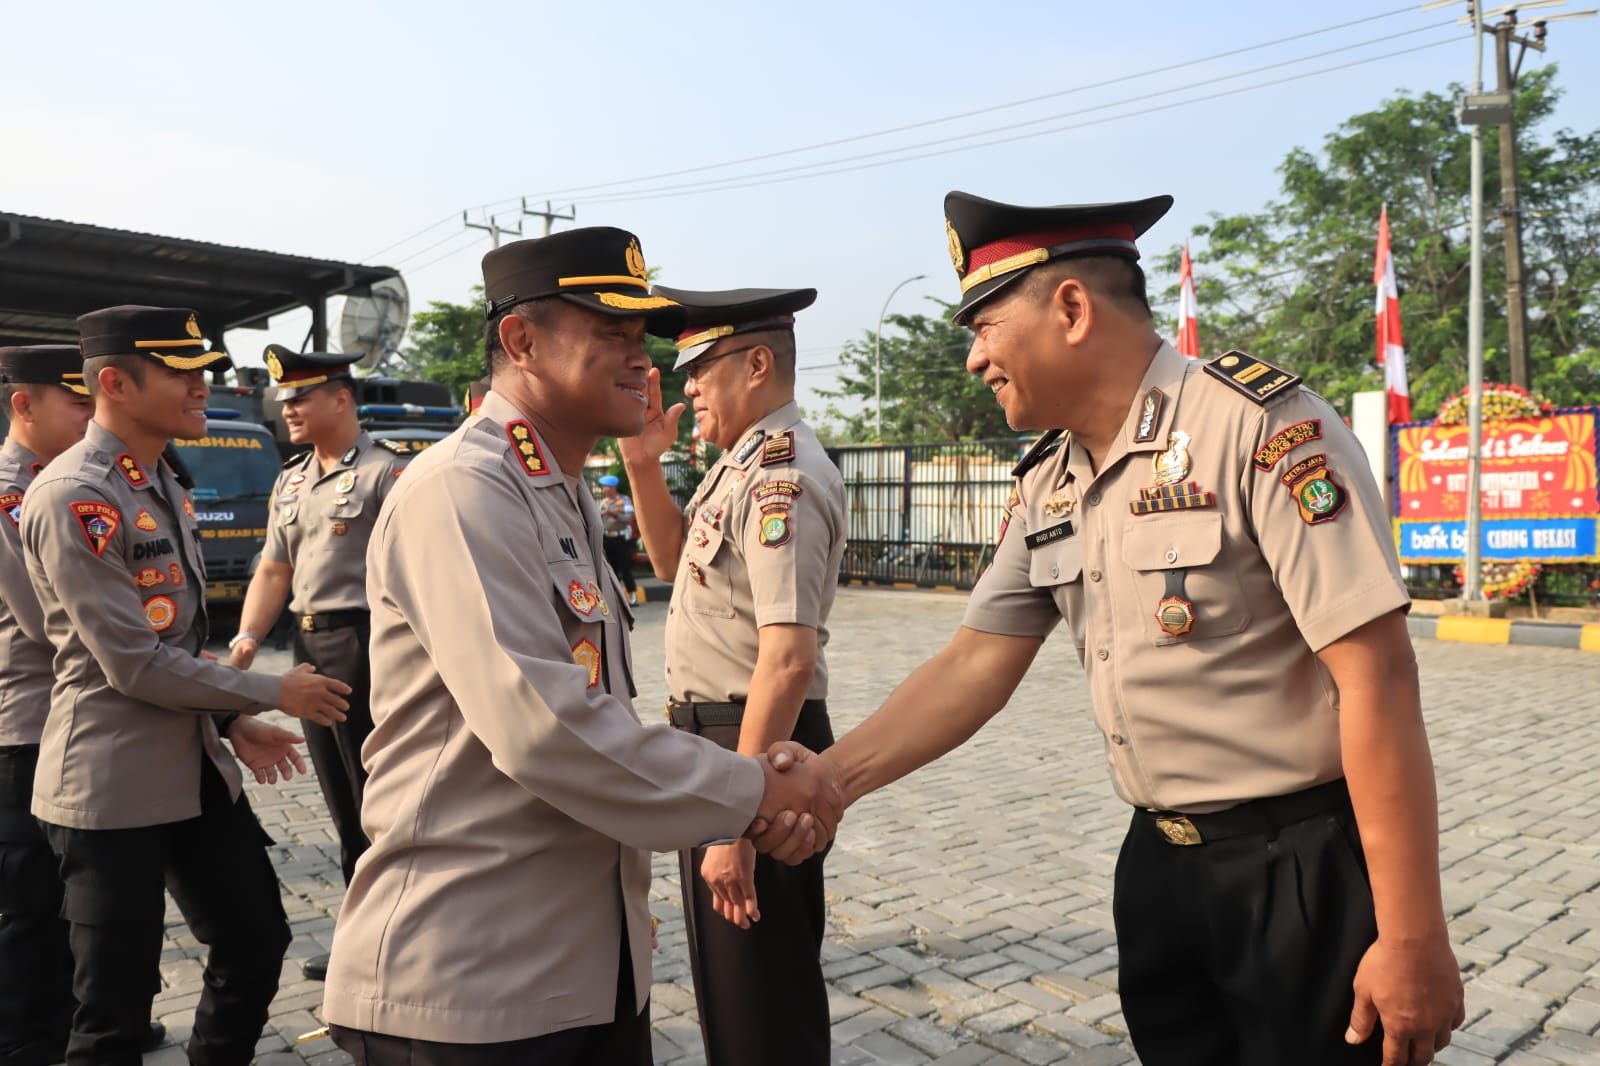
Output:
[
  {"xmin": 1253, "ymin": 420, "xmax": 1322, "ymax": 471},
  {"xmin": 71, "ymin": 501, "xmax": 120, "ymax": 556},
  {"xmin": 0, "ymin": 493, "xmax": 21, "ymax": 528},
  {"xmin": 1130, "ymin": 481, "xmax": 1216, "ymax": 515},
  {"xmin": 733, "ymin": 431, "xmax": 765, "ymax": 465},
  {"xmin": 506, "ymin": 421, "xmax": 549, "ymax": 476},
  {"xmin": 135, "ymin": 509, "xmax": 158, "ymax": 531},
  {"xmin": 116, "ymin": 453, "xmax": 149, "ymax": 489},
  {"xmin": 1134, "ymin": 387, "xmax": 1165, "ymax": 444},
  {"xmin": 1280, "ymin": 454, "xmax": 1347, "ymax": 524},
  {"xmin": 1151, "ymin": 430, "xmax": 1192, "ymax": 486},
  {"xmin": 572, "ymin": 638, "xmax": 601, "ymax": 688},
  {"xmin": 335, "ymin": 471, "xmax": 357, "ymax": 494},
  {"xmin": 1043, "ymin": 489, "xmax": 1075, "ymax": 519},
  {"xmin": 567, "ymin": 579, "xmax": 598, "ymax": 616},
  {"xmin": 341, "ymin": 445, "xmax": 360, "ymax": 465},
  {"xmin": 760, "ymin": 431, "xmax": 796, "ymax": 467}
]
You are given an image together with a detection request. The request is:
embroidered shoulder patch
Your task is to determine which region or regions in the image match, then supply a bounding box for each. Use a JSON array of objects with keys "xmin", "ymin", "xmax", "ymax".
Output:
[
  {"xmin": 0, "ymin": 492, "xmax": 21, "ymax": 527},
  {"xmin": 1203, "ymin": 351, "xmax": 1300, "ymax": 406},
  {"xmin": 1279, "ymin": 454, "xmax": 1348, "ymax": 524},
  {"xmin": 1253, "ymin": 420, "xmax": 1322, "ymax": 471},
  {"xmin": 758, "ymin": 510, "xmax": 792, "ymax": 548},
  {"xmin": 116, "ymin": 453, "xmax": 150, "ymax": 489},
  {"xmin": 506, "ymin": 421, "xmax": 549, "ymax": 476},
  {"xmin": 71, "ymin": 501, "xmax": 121, "ymax": 556},
  {"xmin": 760, "ymin": 431, "xmax": 796, "ymax": 467},
  {"xmin": 751, "ymin": 480, "xmax": 803, "ymax": 505}
]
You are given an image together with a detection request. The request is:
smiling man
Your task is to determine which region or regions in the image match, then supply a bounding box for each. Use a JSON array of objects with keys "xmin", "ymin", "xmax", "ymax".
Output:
[
  {"xmin": 20, "ymin": 305, "xmax": 351, "ymax": 1066},
  {"xmin": 620, "ymin": 286, "xmax": 846, "ymax": 1066},
  {"xmin": 792, "ymin": 193, "xmax": 1464, "ymax": 1066},
  {"xmin": 321, "ymin": 232, "xmax": 843, "ymax": 1066}
]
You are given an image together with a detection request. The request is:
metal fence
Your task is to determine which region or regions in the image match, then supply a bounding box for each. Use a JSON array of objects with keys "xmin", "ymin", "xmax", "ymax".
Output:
[{"xmin": 828, "ymin": 439, "xmax": 1028, "ymax": 589}]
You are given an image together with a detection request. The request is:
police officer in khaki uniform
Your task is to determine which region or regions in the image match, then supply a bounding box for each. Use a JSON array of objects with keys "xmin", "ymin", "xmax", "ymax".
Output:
[
  {"xmin": 795, "ymin": 195, "xmax": 1465, "ymax": 1066},
  {"xmin": 20, "ymin": 306, "xmax": 352, "ymax": 1066},
  {"xmin": 321, "ymin": 230, "xmax": 843, "ymax": 1066},
  {"xmin": 620, "ymin": 286, "xmax": 846, "ymax": 1066},
  {"xmin": 0, "ymin": 344, "xmax": 97, "ymax": 1066},
  {"xmin": 230, "ymin": 346, "xmax": 409, "ymax": 980}
]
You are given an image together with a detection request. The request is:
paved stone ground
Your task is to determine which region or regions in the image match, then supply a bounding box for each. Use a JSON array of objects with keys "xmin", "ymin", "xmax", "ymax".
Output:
[{"xmin": 136, "ymin": 587, "xmax": 1600, "ymax": 1065}]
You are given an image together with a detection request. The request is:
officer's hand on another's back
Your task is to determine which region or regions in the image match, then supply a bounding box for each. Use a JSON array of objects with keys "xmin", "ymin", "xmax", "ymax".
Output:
[{"xmin": 276, "ymin": 663, "xmax": 351, "ymax": 726}]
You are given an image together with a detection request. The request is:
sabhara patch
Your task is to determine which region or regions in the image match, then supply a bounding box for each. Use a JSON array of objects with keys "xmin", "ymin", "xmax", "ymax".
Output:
[
  {"xmin": 71, "ymin": 501, "xmax": 121, "ymax": 556},
  {"xmin": 1252, "ymin": 420, "xmax": 1322, "ymax": 471},
  {"xmin": 0, "ymin": 492, "xmax": 21, "ymax": 528},
  {"xmin": 751, "ymin": 479, "xmax": 803, "ymax": 505}
]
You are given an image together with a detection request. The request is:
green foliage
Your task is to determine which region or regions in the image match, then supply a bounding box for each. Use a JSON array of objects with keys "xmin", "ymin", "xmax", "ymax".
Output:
[
  {"xmin": 816, "ymin": 297, "xmax": 1016, "ymax": 444},
  {"xmin": 1155, "ymin": 66, "xmax": 1600, "ymax": 417}
]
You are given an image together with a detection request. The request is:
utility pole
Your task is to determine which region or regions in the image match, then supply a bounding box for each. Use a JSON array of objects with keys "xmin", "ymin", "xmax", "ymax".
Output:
[
  {"xmin": 521, "ymin": 198, "xmax": 576, "ymax": 236},
  {"xmin": 462, "ymin": 210, "xmax": 522, "ymax": 248}
]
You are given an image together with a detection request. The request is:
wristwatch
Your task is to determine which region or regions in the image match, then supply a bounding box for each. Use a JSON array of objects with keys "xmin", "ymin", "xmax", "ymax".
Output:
[{"xmin": 227, "ymin": 631, "xmax": 258, "ymax": 650}]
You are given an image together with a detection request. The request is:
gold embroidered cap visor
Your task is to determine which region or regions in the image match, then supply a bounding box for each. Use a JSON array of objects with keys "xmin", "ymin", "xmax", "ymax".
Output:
[
  {"xmin": 480, "ymin": 226, "xmax": 685, "ymax": 338},
  {"xmin": 654, "ymin": 285, "xmax": 818, "ymax": 371},
  {"xmin": 942, "ymin": 191, "xmax": 1173, "ymax": 326},
  {"xmin": 0, "ymin": 344, "xmax": 91, "ymax": 395},
  {"xmin": 75, "ymin": 304, "xmax": 232, "ymax": 372}
]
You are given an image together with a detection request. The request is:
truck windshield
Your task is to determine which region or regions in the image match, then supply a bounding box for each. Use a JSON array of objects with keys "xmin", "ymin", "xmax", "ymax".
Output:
[{"xmin": 173, "ymin": 432, "xmax": 279, "ymax": 502}]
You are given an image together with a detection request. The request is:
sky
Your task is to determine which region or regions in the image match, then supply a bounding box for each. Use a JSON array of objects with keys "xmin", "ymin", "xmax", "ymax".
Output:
[{"xmin": 3, "ymin": 0, "xmax": 1597, "ymax": 420}]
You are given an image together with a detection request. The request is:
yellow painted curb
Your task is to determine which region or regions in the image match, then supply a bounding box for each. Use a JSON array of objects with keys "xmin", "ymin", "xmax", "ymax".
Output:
[
  {"xmin": 1582, "ymin": 625, "xmax": 1600, "ymax": 653},
  {"xmin": 1435, "ymin": 617, "xmax": 1512, "ymax": 644}
]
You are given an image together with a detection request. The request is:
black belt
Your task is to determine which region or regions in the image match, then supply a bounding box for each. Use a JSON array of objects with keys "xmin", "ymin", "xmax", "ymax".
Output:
[
  {"xmin": 1139, "ymin": 778, "xmax": 1351, "ymax": 847},
  {"xmin": 666, "ymin": 698, "xmax": 826, "ymax": 729},
  {"xmin": 299, "ymin": 609, "xmax": 370, "ymax": 632}
]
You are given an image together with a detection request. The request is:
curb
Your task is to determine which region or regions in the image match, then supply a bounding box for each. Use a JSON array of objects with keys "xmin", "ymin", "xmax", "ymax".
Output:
[{"xmin": 1407, "ymin": 614, "xmax": 1600, "ymax": 652}]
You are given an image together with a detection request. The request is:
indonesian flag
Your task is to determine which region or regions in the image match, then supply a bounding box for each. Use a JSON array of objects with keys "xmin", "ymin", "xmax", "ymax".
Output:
[
  {"xmin": 1176, "ymin": 243, "xmax": 1200, "ymax": 359},
  {"xmin": 1374, "ymin": 205, "xmax": 1412, "ymax": 423}
]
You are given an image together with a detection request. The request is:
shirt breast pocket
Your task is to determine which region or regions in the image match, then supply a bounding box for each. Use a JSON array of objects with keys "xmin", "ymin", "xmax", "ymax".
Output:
[
  {"xmin": 549, "ymin": 562, "xmax": 607, "ymax": 635},
  {"xmin": 1120, "ymin": 512, "xmax": 1251, "ymax": 646},
  {"xmin": 1027, "ymin": 530, "xmax": 1084, "ymax": 621},
  {"xmin": 683, "ymin": 519, "xmax": 734, "ymax": 618}
]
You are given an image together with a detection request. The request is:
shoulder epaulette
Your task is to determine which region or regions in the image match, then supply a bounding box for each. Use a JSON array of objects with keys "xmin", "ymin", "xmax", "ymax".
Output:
[
  {"xmin": 282, "ymin": 451, "xmax": 311, "ymax": 470},
  {"xmin": 375, "ymin": 438, "xmax": 412, "ymax": 456},
  {"xmin": 1012, "ymin": 430, "xmax": 1064, "ymax": 478},
  {"xmin": 1202, "ymin": 351, "xmax": 1301, "ymax": 406}
]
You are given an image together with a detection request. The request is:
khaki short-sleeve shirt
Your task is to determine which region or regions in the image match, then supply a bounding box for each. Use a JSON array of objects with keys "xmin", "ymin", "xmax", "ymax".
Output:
[
  {"xmin": 263, "ymin": 432, "xmax": 408, "ymax": 613},
  {"xmin": 965, "ymin": 342, "xmax": 1409, "ymax": 812},
  {"xmin": 664, "ymin": 403, "xmax": 848, "ymax": 703}
]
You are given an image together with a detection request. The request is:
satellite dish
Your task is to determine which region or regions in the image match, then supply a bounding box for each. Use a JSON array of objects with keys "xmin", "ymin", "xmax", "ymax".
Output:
[{"xmin": 334, "ymin": 275, "xmax": 410, "ymax": 370}]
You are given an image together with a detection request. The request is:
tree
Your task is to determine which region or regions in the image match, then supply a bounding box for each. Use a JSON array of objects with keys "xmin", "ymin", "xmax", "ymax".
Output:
[
  {"xmin": 1155, "ymin": 65, "xmax": 1600, "ymax": 417},
  {"xmin": 816, "ymin": 298, "xmax": 1014, "ymax": 444}
]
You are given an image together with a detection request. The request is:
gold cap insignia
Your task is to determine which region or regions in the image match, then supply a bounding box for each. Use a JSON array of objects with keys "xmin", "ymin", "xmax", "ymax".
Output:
[
  {"xmin": 265, "ymin": 350, "xmax": 284, "ymax": 380},
  {"xmin": 625, "ymin": 238, "xmax": 648, "ymax": 280},
  {"xmin": 185, "ymin": 313, "xmax": 202, "ymax": 340},
  {"xmin": 946, "ymin": 218, "xmax": 965, "ymax": 276}
]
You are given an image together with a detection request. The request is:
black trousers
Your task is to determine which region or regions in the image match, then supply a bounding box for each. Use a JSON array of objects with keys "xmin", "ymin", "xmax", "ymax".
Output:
[
  {"xmin": 0, "ymin": 745, "xmax": 74, "ymax": 1061},
  {"xmin": 329, "ymin": 931, "xmax": 649, "ymax": 1066},
  {"xmin": 674, "ymin": 702, "xmax": 833, "ymax": 1066},
  {"xmin": 1114, "ymin": 780, "xmax": 1382, "ymax": 1066},
  {"xmin": 294, "ymin": 620, "xmax": 374, "ymax": 884},
  {"xmin": 42, "ymin": 758, "xmax": 290, "ymax": 1066},
  {"xmin": 601, "ymin": 535, "xmax": 637, "ymax": 593}
]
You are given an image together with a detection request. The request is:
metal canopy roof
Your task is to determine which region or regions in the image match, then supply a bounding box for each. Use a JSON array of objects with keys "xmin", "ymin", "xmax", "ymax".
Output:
[{"xmin": 0, "ymin": 212, "xmax": 399, "ymax": 349}]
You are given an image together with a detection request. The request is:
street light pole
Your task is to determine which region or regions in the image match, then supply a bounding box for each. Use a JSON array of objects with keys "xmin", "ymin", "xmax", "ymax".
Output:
[
  {"xmin": 875, "ymin": 274, "xmax": 927, "ymax": 440},
  {"xmin": 1466, "ymin": 0, "xmax": 1487, "ymax": 601}
]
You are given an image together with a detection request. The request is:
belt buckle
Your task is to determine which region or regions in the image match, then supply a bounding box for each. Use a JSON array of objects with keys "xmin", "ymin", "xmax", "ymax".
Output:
[
  {"xmin": 664, "ymin": 698, "xmax": 675, "ymax": 724},
  {"xmin": 300, "ymin": 615, "xmax": 315, "ymax": 632},
  {"xmin": 1155, "ymin": 816, "xmax": 1203, "ymax": 846}
]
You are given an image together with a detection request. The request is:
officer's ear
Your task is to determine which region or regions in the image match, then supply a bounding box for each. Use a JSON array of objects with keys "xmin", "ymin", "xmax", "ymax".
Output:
[
  {"xmin": 7, "ymin": 387, "xmax": 33, "ymax": 423},
  {"xmin": 1045, "ymin": 276, "xmax": 1094, "ymax": 347},
  {"xmin": 745, "ymin": 344, "xmax": 774, "ymax": 385}
]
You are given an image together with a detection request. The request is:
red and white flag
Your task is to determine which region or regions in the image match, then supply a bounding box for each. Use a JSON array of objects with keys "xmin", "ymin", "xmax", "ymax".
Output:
[
  {"xmin": 1176, "ymin": 243, "xmax": 1200, "ymax": 359},
  {"xmin": 1374, "ymin": 205, "xmax": 1412, "ymax": 423}
]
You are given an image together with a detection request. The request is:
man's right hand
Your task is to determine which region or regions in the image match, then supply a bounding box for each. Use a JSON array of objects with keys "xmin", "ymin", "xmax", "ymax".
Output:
[
  {"xmin": 617, "ymin": 367, "xmax": 685, "ymax": 465},
  {"xmin": 277, "ymin": 663, "xmax": 351, "ymax": 726},
  {"xmin": 748, "ymin": 743, "xmax": 843, "ymax": 864}
]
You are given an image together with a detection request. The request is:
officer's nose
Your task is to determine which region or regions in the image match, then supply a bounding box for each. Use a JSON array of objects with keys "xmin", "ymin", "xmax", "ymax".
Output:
[
  {"xmin": 683, "ymin": 375, "xmax": 701, "ymax": 400},
  {"xmin": 965, "ymin": 337, "xmax": 989, "ymax": 377}
]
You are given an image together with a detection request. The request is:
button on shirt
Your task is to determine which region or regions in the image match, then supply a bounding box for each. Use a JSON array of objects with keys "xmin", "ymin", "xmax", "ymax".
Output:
[
  {"xmin": 264, "ymin": 432, "xmax": 408, "ymax": 613},
  {"xmin": 964, "ymin": 343, "xmax": 1409, "ymax": 813},
  {"xmin": 663, "ymin": 403, "xmax": 847, "ymax": 703}
]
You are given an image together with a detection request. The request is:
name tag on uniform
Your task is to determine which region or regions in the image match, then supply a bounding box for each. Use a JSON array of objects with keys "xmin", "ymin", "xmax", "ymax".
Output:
[{"xmin": 1024, "ymin": 522, "xmax": 1073, "ymax": 550}]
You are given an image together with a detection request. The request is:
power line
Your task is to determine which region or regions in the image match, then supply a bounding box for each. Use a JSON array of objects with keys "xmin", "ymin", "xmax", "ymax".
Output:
[
  {"xmin": 566, "ymin": 36, "xmax": 1466, "ymax": 208},
  {"xmin": 468, "ymin": 5, "xmax": 1426, "ymax": 212}
]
